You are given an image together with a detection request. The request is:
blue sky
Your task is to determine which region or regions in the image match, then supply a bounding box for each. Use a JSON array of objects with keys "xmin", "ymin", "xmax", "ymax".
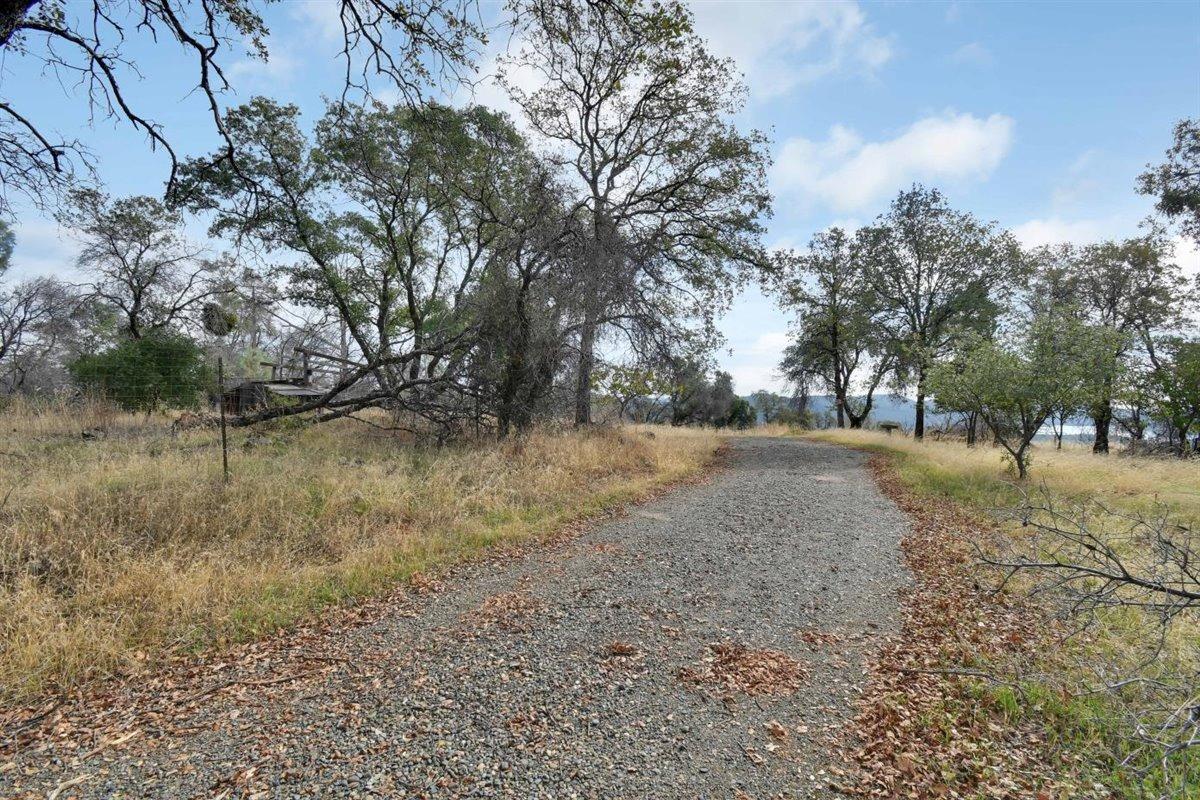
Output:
[{"xmin": 5, "ymin": 0, "xmax": 1199, "ymax": 392}]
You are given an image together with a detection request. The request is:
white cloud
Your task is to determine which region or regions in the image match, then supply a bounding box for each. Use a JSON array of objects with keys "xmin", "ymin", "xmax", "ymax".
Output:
[
  {"xmin": 745, "ymin": 331, "xmax": 790, "ymax": 356},
  {"xmin": 1011, "ymin": 217, "xmax": 1109, "ymax": 248},
  {"xmin": 827, "ymin": 217, "xmax": 865, "ymax": 234},
  {"xmin": 724, "ymin": 331, "xmax": 792, "ymax": 394},
  {"xmin": 1173, "ymin": 235, "xmax": 1200, "ymax": 280},
  {"xmin": 462, "ymin": 2, "xmax": 894, "ymax": 125},
  {"xmin": 229, "ymin": 46, "xmax": 300, "ymax": 85},
  {"xmin": 1010, "ymin": 218, "xmax": 1200, "ymax": 280},
  {"xmin": 9, "ymin": 219, "xmax": 82, "ymax": 280},
  {"xmin": 949, "ymin": 42, "xmax": 992, "ymax": 66},
  {"xmin": 689, "ymin": 1, "xmax": 894, "ymax": 99},
  {"xmin": 288, "ymin": 1, "xmax": 345, "ymax": 43},
  {"xmin": 1049, "ymin": 149, "xmax": 1104, "ymax": 210},
  {"xmin": 728, "ymin": 362, "xmax": 788, "ymax": 395},
  {"xmin": 773, "ymin": 111, "xmax": 1015, "ymax": 212}
]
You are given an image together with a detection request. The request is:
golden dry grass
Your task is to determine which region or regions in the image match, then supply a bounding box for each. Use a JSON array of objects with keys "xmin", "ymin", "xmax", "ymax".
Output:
[
  {"xmin": 802, "ymin": 428, "xmax": 1200, "ymax": 528},
  {"xmin": 0, "ymin": 402, "xmax": 717, "ymax": 702},
  {"xmin": 802, "ymin": 427, "xmax": 1200, "ymax": 795}
]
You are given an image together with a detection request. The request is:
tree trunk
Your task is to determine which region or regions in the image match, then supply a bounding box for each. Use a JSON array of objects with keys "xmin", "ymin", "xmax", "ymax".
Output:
[
  {"xmin": 1015, "ymin": 446, "xmax": 1029, "ymax": 480},
  {"xmin": 1175, "ymin": 426, "xmax": 1191, "ymax": 458},
  {"xmin": 914, "ymin": 375, "xmax": 926, "ymax": 440},
  {"xmin": 834, "ymin": 393, "xmax": 846, "ymax": 428},
  {"xmin": 574, "ymin": 311, "xmax": 596, "ymax": 426},
  {"xmin": 846, "ymin": 389, "xmax": 876, "ymax": 430},
  {"xmin": 966, "ymin": 411, "xmax": 977, "ymax": 447},
  {"xmin": 1092, "ymin": 401, "xmax": 1112, "ymax": 454}
]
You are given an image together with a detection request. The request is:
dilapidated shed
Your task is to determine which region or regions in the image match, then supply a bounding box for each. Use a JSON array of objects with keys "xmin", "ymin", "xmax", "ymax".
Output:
[{"xmin": 221, "ymin": 381, "xmax": 326, "ymax": 415}]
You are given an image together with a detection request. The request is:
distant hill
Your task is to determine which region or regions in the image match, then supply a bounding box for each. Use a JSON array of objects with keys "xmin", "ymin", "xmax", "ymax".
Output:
[
  {"xmin": 745, "ymin": 391, "xmax": 1096, "ymax": 440},
  {"xmin": 804, "ymin": 393, "xmax": 950, "ymax": 430},
  {"xmin": 744, "ymin": 392, "xmax": 945, "ymax": 429}
]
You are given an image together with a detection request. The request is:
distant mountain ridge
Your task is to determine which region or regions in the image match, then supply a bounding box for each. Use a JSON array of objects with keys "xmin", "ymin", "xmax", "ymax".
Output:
[
  {"xmin": 744, "ymin": 392, "xmax": 1095, "ymax": 440},
  {"xmin": 743, "ymin": 392, "xmax": 945, "ymax": 429}
]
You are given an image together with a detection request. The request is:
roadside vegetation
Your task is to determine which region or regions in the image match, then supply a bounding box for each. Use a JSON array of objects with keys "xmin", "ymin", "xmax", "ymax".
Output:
[
  {"xmin": 0, "ymin": 399, "xmax": 718, "ymax": 703},
  {"xmin": 806, "ymin": 429, "xmax": 1199, "ymax": 525},
  {"xmin": 0, "ymin": 0, "xmax": 755, "ymax": 707},
  {"xmin": 763, "ymin": 119, "xmax": 1199, "ymax": 794},
  {"xmin": 807, "ymin": 428, "xmax": 1199, "ymax": 797}
]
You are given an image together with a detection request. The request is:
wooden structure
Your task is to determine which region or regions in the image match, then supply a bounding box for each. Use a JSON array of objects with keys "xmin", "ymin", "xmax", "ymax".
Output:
[
  {"xmin": 221, "ymin": 380, "xmax": 325, "ymax": 415},
  {"xmin": 222, "ymin": 347, "xmax": 366, "ymax": 415}
]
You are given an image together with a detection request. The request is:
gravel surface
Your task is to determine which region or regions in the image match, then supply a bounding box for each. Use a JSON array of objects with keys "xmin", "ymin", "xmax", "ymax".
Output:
[{"xmin": 4, "ymin": 436, "xmax": 910, "ymax": 799}]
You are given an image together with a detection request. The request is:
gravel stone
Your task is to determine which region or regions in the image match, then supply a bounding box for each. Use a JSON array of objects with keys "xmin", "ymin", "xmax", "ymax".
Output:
[{"xmin": 4, "ymin": 436, "xmax": 909, "ymax": 799}]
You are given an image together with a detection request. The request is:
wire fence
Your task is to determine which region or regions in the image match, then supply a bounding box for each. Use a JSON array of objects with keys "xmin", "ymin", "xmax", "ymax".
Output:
[{"xmin": 0, "ymin": 348, "xmax": 282, "ymax": 480}]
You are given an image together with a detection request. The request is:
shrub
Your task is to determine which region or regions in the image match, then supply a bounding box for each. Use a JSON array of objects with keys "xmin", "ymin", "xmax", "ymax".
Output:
[{"xmin": 69, "ymin": 333, "xmax": 211, "ymax": 411}]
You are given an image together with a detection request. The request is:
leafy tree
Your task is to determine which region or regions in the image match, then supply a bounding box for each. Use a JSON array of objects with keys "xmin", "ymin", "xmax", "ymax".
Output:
[
  {"xmin": 61, "ymin": 189, "xmax": 230, "ymax": 339},
  {"xmin": 503, "ymin": 0, "xmax": 772, "ymax": 424},
  {"xmin": 862, "ymin": 186, "xmax": 1023, "ymax": 439},
  {"xmin": 707, "ymin": 371, "xmax": 737, "ymax": 426},
  {"xmin": 0, "ymin": 219, "xmax": 13, "ymax": 274},
  {"xmin": 929, "ymin": 317, "xmax": 1100, "ymax": 479},
  {"xmin": 0, "ymin": 0, "xmax": 481, "ymax": 214},
  {"xmin": 464, "ymin": 144, "xmax": 577, "ymax": 436},
  {"xmin": 70, "ymin": 332, "xmax": 210, "ymax": 411},
  {"xmin": 663, "ymin": 359, "xmax": 735, "ymax": 427},
  {"xmin": 1112, "ymin": 364, "xmax": 1156, "ymax": 448},
  {"xmin": 1143, "ymin": 335, "xmax": 1200, "ymax": 457},
  {"xmin": 1076, "ymin": 231, "xmax": 1185, "ymax": 453},
  {"xmin": 180, "ymin": 99, "xmax": 536, "ymax": 429},
  {"xmin": 776, "ymin": 227, "xmax": 895, "ymax": 429},
  {"xmin": 1138, "ymin": 119, "xmax": 1200, "ymax": 243},
  {"xmin": 594, "ymin": 363, "xmax": 671, "ymax": 423},
  {"xmin": 773, "ymin": 404, "xmax": 812, "ymax": 428},
  {"xmin": 749, "ymin": 390, "xmax": 785, "ymax": 424},
  {"xmin": 726, "ymin": 396, "xmax": 754, "ymax": 430}
]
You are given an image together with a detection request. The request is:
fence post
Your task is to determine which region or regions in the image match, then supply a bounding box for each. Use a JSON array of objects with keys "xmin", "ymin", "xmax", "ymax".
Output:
[{"xmin": 218, "ymin": 356, "xmax": 230, "ymax": 482}]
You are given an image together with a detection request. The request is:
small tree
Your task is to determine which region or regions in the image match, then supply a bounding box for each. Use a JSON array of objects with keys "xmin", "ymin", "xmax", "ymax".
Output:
[
  {"xmin": 594, "ymin": 363, "xmax": 670, "ymax": 422},
  {"xmin": 750, "ymin": 390, "xmax": 784, "ymax": 424},
  {"xmin": 1075, "ymin": 232, "xmax": 1183, "ymax": 453},
  {"xmin": 70, "ymin": 333, "xmax": 210, "ymax": 411},
  {"xmin": 1112, "ymin": 365, "xmax": 1156, "ymax": 449},
  {"xmin": 1143, "ymin": 336, "xmax": 1200, "ymax": 457},
  {"xmin": 928, "ymin": 318, "xmax": 1099, "ymax": 479},
  {"xmin": 726, "ymin": 396, "xmax": 754, "ymax": 430},
  {"xmin": 62, "ymin": 189, "xmax": 230, "ymax": 339},
  {"xmin": 706, "ymin": 371, "xmax": 737, "ymax": 426},
  {"xmin": 775, "ymin": 227, "xmax": 895, "ymax": 429},
  {"xmin": 862, "ymin": 186, "xmax": 1024, "ymax": 439},
  {"xmin": 0, "ymin": 276, "xmax": 75, "ymax": 393}
]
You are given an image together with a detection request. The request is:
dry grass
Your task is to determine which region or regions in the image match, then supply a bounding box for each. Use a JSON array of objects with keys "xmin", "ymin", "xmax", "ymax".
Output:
[
  {"xmin": 803, "ymin": 428, "xmax": 1200, "ymax": 528},
  {"xmin": 0, "ymin": 402, "xmax": 717, "ymax": 703},
  {"xmin": 804, "ymin": 427, "xmax": 1200, "ymax": 795}
]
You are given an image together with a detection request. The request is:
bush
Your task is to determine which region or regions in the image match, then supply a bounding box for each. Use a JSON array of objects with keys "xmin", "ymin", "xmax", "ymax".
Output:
[
  {"xmin": 726, "ymin": 396, "xmax": 755, "ymax": 429},
  {"xmin": 69, "ymin": 333, "xmax": 211, "ymax": 411}
]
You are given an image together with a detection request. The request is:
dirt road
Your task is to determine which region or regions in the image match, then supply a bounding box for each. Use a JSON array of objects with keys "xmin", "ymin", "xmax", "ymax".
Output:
[{"xmin": 3, "ymin": 437, "xmax": 909, "ymax": 799}]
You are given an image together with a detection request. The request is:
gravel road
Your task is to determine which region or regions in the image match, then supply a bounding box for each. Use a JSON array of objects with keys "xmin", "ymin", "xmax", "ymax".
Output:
[{"xmin": 3, "ymin": 436, "xmax": 909, "ymax": 799}]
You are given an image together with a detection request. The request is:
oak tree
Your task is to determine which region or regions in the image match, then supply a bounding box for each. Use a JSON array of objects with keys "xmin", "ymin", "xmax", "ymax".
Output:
[
  {"xmin": 502, "ymin": 0, "xmax": 771, "ymax": 424},
  {"xmin": 862, "ymin": 186, "xmax": 1023, "ymax": 439}
]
